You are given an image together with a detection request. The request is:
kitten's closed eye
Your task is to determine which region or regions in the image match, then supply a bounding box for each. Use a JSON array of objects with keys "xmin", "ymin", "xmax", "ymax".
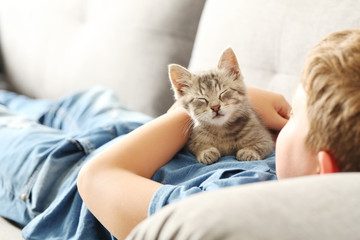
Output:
[
  {"xmin": 219, "ymin": 89, "xmax": 236, "ymax": 102},
  {"xmin": 191, "ymin": 98, "xmax": 209, "ymax": 107},
  {"xmin": 219, "ymin": 89, "xmax": 228, "ymax": 101},
  {"xmin": 197, "ymin": 98, "xmax": 209, "ymax": 104}
]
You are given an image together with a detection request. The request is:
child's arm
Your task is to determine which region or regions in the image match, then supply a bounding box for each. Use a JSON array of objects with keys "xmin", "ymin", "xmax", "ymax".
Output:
[
  {"xmin": 77, "ymin": 108, "xmax": 191, "ymax": 239},
  {"xmin": 77, "ymin": 87, "xmax": 290, "ymax": 239},
  {"xmin": 247, "ymin": 86, "xmax": 291, "ymax": 131}
]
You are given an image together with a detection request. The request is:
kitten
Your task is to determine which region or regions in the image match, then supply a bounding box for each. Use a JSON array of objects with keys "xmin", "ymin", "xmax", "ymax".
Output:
[{"xmin": 168, "ymin": 47, "xmax": 274, "ymax": 164}]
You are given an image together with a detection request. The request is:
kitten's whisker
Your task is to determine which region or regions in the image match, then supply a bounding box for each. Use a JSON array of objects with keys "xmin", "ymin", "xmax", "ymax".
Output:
[{"xmin": 183, "ymin": 118, "xmax": 194, "ymax": 136}]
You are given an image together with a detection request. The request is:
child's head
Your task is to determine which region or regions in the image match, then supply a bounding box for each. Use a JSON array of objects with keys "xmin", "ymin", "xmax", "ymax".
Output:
[{"xmin": 276, "ymin": 29, "xmax": 360, "ymax": 179}]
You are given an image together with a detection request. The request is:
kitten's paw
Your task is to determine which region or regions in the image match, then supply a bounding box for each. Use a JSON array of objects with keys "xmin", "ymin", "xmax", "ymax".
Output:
[
  {"xmin": 197, "ymin": 147, "xmax": 221, "ymax": 165},
  {"xmin": 236, "ymin": 149, "xmax": 261, "ymax": 161}
]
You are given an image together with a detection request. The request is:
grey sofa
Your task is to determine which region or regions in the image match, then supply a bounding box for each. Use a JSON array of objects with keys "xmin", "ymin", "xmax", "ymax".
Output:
[{"xmin": 1, "ymin": 0, "xmax": 360, "ymax": 239}]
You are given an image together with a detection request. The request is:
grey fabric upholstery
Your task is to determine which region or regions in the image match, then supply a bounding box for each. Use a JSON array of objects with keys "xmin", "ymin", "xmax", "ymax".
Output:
[
  {"xmin": 127, "ymin": 173, "xmax": 360, "ymax": 240},
  {"xmin": 1, "ymin": 0, "xmax": 360, "ymax": 239},
  {"xmin": 0, "ymin": 217, "xmax": 23, "ymax": 240},
  {"xmin": 0, "ymin": 0, "xmax": 205, "ymax": 117},
  {"xmin": 0, "ymin": 1, "xmax": 205, "ymax": 238},
  {"xmin": 190, "ymin": 0, "xmax": 360, "ymax": 102},
  {"xmin": 126, "ymin": 0, "xmax": 360, "ymax": 238}
]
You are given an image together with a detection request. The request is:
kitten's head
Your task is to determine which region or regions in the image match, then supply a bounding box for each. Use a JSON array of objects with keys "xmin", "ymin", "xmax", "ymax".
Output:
[{"xmin": 169, "ymin": 48, "xmax": 248, "ymax": 126}]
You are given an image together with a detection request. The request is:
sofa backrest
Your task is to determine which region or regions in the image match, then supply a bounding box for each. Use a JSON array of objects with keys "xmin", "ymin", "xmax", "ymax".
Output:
[
  {"xmin": 189, "ymin": 0, "xmax": 360, "ymax": 102},
  {"xmin": 1, "ymin": 0, "xmax": 360, "ymax": 116},
  {"xmin": 0, "ymin": 0, "xmax": 205, "ymax": 117}
]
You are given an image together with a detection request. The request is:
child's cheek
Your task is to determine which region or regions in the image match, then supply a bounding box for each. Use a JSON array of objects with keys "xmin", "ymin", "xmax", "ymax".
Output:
[{"xmin": 275, "ymin": 119, "xmax": 295, "ymax": 179}]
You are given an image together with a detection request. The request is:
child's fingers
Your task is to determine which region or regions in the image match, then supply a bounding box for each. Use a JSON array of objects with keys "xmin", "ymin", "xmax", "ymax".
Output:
[
  {"xmin": 265, "ymin": 108, "xmax": 289, "ymax": 131},
  {"xmin": 275, "ymin": 98, "xmax": 292, "ymax": 120}
]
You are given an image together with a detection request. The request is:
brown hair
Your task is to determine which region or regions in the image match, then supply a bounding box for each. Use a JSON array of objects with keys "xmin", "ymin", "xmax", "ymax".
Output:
[{"xmin": 301, "ymin": 29, "xmax": 360, "ymax": 172}]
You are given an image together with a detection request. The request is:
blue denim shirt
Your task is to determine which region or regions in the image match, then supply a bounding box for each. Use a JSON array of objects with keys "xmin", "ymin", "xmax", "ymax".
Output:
[
  {"xmin": 149, "ymin": 151, "xmax": 276, "ymax": 216},
  {"xmin": 0, "ymin": 87, "xmax": 276, "ymax": 239}
]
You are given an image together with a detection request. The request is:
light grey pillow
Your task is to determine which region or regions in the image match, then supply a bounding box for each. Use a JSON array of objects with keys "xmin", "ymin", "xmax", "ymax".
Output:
[{"xmin": 127, "ymin": 173, "xmax": 360, "ymax": 240}]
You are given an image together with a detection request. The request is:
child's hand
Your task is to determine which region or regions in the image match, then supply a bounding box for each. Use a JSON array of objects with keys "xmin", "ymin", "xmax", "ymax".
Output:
[{"xmin": 247, "ymin": 87, "xmax": 292, "ymax": 131}]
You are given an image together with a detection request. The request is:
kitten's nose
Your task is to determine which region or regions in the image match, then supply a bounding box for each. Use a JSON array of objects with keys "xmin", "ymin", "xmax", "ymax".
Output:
[{"xmin": 211, "ymin": 105, "xmax": 221, "ymax": 112}]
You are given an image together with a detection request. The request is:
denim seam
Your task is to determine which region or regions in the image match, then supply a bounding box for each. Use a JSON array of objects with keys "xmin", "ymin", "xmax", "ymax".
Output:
[
  {"xmin": 119, "ymin": 121, "xmax": 132, "ymax": 136},
  {"xmin": 78, "ymin": 138, "xmax": 95, "ymax": 154},
  {"xmin": 103, "ymin": 124, "xmax": 119, "ymax": 139},
  {"xmin": 67, "ymin": 138, "xmax": 85, "ymax": 152},
  {"xmin": 23, "ymin": 162, "xmax": 44, "ymax": 218}
]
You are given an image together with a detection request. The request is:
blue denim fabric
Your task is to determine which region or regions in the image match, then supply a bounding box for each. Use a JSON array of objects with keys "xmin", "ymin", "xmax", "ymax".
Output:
[
  {"xmin": 149, "ymin": 150, "xmax": 277, "ymax": 216},
  {"xmin": 0, "ymin": 87, "xmax": 152, "ymax": 239},
  {"xmin": 0, "ymin": 86, "xmax": 278, "ymax": 239}
]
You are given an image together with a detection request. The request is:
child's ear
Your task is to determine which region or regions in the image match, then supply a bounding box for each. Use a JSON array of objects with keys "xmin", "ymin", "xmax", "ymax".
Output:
[
  {"xmin": 217, "ymin": 47, "xmax": 241, "ymax": 77},
  {"xmin": 168, "ymin": 64, "xmax": 191, "ymax": 99},
  {"xmin": 317, "ymin": 151, "xmax": 339, "ymax": 174}
]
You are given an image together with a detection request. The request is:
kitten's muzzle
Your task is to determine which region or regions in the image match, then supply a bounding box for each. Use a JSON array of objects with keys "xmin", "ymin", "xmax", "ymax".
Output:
[
  {"xmin": 211, "ymin": 105, "xmax": 224, "ymax": 118},
  {"xmin": 211, "ymin": 105, "xmax": 221, "ymax": 113}
]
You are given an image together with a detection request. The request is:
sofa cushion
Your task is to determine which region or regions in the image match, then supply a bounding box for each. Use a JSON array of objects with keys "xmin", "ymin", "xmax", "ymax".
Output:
[
  {"xmin": 127, "ymin": 173, "xmax": 360, "ymax": 240},
  {"xmin": 189, "ymin": 0, "xmax": 360, "ymax": 102},
  {"xmin": 0, "ymin": 0, "xmax": 205, "ymax": 116},
  {"xmin": 0, "ymin": 217, "xmax": 22, "ymax": 240}
]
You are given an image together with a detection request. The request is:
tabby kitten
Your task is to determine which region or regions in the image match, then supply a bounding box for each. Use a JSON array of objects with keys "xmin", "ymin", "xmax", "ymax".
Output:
[{"xmin": 169, "ymin": 48, "xmax": 274, "ymax": 164}]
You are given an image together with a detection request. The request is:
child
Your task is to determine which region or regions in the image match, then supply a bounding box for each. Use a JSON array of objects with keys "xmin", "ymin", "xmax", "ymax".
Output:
[
  {"xmin": 0, "ymin": 86, "xmax": 289, "ymax": 239},
  {"xmin": 277, "ymin": 29, "xmax": 360, "ymax": 178},
  {"xmin": 78, "ymin": 28, "xmax": 360, "ymax": 239}
]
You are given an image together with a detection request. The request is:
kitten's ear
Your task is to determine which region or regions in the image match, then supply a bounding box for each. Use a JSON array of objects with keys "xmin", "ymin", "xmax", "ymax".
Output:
[
  {"xmin": 217, "ymin": 47, "xmax": 241, "ymax": 77},
  {"xmin": 168, "ymin": 64, "xmax": 192, "ymax": 99}
]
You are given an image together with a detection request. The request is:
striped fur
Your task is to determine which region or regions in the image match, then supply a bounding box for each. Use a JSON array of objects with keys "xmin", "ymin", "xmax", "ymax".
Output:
[{"xmin": 169, "ymin": 48, "xmax": 273, "ymax": 164}]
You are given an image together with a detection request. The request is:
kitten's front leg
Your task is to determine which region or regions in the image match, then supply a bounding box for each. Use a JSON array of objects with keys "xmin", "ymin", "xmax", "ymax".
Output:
[
  {"xmin": 196, "ymin": 147, "xmax": 221, "ymax": 165},
  {"xmin": 236, "ymin": 148, "xmax": 261, "ymax": 161}
]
